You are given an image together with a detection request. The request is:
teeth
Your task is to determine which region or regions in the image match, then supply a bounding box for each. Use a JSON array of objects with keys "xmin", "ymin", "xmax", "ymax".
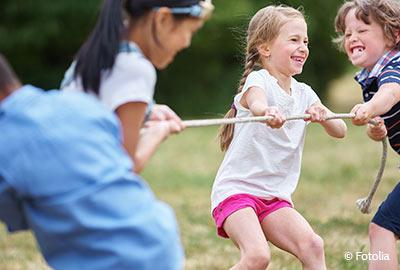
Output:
[{"xmin": 352, "ymin": 47, "xmax": 364, "ymax": 54}]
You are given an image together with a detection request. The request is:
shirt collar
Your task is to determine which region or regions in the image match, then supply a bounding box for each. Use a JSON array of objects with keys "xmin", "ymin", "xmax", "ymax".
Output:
[
  {"xmin": 119, "ymin": 41, "xmax": 143, "ymax": 55},
  {"xmin": 355, "ymin": 50, "xmax": 400, "ymax": 84}
]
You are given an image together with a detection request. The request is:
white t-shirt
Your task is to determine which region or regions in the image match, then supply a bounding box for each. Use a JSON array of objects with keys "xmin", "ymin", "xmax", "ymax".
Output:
[
  {"xmin": 61, "ymin": 42, "xmax": 156, "ymax": 111},
  {"xmin": 211, "ymin": 69, "xmax": 320, "ymax": 211}
]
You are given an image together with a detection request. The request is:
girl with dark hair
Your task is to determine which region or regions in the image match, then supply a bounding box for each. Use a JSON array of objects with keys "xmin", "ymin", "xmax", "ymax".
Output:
[{"xmin": 62, "ymin": 0, "xmax": 213, "ymax": 173}]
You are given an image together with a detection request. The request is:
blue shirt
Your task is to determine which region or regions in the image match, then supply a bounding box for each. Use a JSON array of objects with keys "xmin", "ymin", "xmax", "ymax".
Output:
[
  {"xmin": 0, "ymin": 85, "xmax": 183, "ymax": 270},
  {"xmin": 355, "ymin": 50, "xmax": 400, "ymax": 154}
]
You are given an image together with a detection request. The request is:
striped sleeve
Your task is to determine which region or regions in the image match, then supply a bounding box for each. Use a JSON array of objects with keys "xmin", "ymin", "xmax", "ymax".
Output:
[{"xmin": 378, "ymin": 61, "xmax": 400, "ymax": 87}]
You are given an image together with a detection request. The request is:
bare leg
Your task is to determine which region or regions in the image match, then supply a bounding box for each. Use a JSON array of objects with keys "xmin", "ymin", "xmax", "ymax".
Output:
[
  {"xmin": 224, "ymin": 207, "xmax": 271, "ymax": 270},
  {"xmin": 369, "ymin": 223, "xmax": 398, "ymax": 270},
  {"xmin": 260, "ymin": 207, "xmax": 326, "ymax": 270}
]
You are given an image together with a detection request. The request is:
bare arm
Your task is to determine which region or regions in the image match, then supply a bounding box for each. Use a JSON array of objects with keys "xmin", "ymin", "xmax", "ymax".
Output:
[
  {"xmin": 115, "ymin": 102, "xmax": 181, "ymax": 173},
  {"xmin": 351, "ymin": 83, "xmax": 400, "ymax": 125},
  {"xmin": 241, "ymin": 86, "xmax": 286, "ymax": 128}
]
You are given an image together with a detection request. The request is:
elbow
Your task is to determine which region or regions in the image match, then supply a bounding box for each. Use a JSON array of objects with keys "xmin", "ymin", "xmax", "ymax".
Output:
[
  {"xmin": 133, "ymin": 164, "xmax": 143, "ymax": 174},
  {"xmin": 132, "ymin": 155, "xmax": 144, "ymax": 174},
  {"xmin": 338, "ymin": 123, "xmax": 347, "ymax": 139},
  {"xmin": 328, "ymin": 122, "xmax": 347, "ymax": 139},
  {"xmin": 336, "ymin": 124, "xmax": 348, "ymax": 139}
]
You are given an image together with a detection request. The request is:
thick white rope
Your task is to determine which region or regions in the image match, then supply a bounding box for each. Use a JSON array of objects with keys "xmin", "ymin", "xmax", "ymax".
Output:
[
  {"xmin": 356, "ymin": 138, "xmax": 388, "ymax": 214},
  {"xmin": 182, "ymin": 113, "xmax": 387, "ymax": 214},
  {"xmin": 183, "ymin": 113, "xmax": 355, "ymax": 127}
]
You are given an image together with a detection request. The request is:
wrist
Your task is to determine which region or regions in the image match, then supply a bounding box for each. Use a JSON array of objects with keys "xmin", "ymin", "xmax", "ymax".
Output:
[{"xmin": 364, "ymin": 102, "xmax": 376, "ymax": 118}]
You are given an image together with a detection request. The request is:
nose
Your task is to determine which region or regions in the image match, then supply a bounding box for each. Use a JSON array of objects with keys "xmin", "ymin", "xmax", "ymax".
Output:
[
  {"xmin": 349, "ymin": 32, "xmax": 359, "ymax": 43},
  {"xmin": 299, "ymin": 42, "xmax": 308, "ymax": 53}
]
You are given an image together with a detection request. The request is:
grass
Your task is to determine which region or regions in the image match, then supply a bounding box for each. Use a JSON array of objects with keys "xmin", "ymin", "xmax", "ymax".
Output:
[{"xmin": 1, "ymin": 123, "xmax": 399, "ymax": 269}]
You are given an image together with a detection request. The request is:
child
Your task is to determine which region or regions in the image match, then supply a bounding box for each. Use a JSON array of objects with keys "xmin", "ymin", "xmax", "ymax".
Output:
[
  {"xmin": 212, "ymin": 5, "xmax": 347, "ymax": 270},
  {"xmin": 61, "ymin": 0, "xmax": 214, "ymax": 172},
  {"xmin": 0, "ymin": 54, "xmax": 183, "ymax": 270},
  {"xmin": 334, "ymin": 0, "xmax": 400, "ymax": 269}
]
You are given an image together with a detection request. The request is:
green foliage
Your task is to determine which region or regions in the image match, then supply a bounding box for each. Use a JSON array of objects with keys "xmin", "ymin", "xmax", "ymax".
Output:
[
  {"xmin": 0, "ymin": 0, "xmax": 349, "ymax": 116},
  {"xmin": 0, "ymin": 0, "xmax": 100, "ymax": 88}
]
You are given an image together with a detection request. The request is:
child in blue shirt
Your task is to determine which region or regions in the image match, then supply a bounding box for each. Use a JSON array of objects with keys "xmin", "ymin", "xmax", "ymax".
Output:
[
  {"xmin": 335, "ymin": 1, "xmax": 400, "ymax": 269},
  {"xmin": 0, "ymin": 54, "xmax": 183, "ymax": 270}
]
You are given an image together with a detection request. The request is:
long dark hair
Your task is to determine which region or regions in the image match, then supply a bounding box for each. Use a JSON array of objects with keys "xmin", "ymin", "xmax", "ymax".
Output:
[{"xmin": 74, "ymin": 0, "xmax": 201, "ymax": 95}]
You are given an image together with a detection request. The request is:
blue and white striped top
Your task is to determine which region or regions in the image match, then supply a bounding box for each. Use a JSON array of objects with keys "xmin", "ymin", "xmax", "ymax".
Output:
[{"xmin": 355, "ymin": 50, "xmax": 400, "ymax": 154}]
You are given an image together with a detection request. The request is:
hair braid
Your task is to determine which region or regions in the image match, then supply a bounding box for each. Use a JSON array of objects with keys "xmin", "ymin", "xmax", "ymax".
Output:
[{"xmin": 218, "ymin": 50, "xmax": 258, "ymax": 151}]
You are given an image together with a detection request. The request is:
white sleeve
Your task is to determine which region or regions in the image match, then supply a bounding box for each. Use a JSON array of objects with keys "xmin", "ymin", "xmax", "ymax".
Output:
[
  {"xmin": 234, "ymin": 71, "xmax": 266, "ymax": 111},
  {"xmin": 100, "ymin": 55, "xmax": 156, "ymax": 111},
  {"xmin": 303, "ymin": 84, "xmax": 321, "ymax": 108}
]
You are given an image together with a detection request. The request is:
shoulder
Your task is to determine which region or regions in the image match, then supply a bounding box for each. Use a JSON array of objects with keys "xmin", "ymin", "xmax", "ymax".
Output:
[
  {"xmin": 114, "ymin": 53, "xmax": 156, "ymax": 82},
  {"xmin": 247, "ymin": 69, "xmax": 272, "ymax": 82},
  {"xmin": 243, "ymin": 69, "xmax": 275, "ymax": 91},
  {"xmin": 378, "ymin": 56, "xmax": 400, "ymax": 86}
]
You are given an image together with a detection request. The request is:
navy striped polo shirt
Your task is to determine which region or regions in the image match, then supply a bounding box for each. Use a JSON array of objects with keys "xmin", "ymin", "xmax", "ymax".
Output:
[{"xmin": 355, "ymin": 50, "xmax": 400, "ymax": 154}]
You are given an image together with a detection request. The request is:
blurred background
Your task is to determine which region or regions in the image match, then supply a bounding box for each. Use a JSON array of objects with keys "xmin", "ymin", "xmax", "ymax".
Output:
[{"xmin": 0, "ymin": 0, "xmax": 361, "ymax": 117}]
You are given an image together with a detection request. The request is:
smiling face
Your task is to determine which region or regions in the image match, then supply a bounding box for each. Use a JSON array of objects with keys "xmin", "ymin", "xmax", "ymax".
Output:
[
  {"xmin": 265, "ymin": 18, "xmax": 309, "ymax": 79},
  {"xmin": 344, "ymin": 8, "xmax": 392, "ymax": 70}
]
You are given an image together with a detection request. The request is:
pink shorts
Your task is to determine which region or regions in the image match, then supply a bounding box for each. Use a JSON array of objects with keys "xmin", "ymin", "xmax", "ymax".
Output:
[{"xmin": 212, "ymin": 193, "xmax": 292, "ymax": 238}]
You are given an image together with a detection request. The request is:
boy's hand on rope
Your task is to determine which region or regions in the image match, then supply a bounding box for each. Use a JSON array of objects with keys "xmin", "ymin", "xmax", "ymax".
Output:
[
  {"xmin": 351, "ymin": 103, "xmax": 372, "ymax": 126},
  {"xmin": 367, "ymin": 117, "xmax": 387, "ymax": 141},
  {"xmin": 265, "ymin": 106, "xmax": 286, "ymax": 128},
  {"xmin": 305, "ymin": 103, "xmax": 328, "ymax": 123}
]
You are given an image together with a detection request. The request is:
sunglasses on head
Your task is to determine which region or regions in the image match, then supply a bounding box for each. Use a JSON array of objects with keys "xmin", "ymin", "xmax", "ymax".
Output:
[{"xmin": 154, "ymin": 0, "xmax": 214, "ymax": 20}]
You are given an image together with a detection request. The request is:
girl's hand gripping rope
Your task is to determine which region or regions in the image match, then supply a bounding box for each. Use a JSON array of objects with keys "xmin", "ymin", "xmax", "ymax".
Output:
[
  {"xmin": 304, "ymin": 103, "xmax": 328, "ymax": 123},
  {"xmin": 265, "ymin": 106, "xmax": 286, "ymax": 128}
]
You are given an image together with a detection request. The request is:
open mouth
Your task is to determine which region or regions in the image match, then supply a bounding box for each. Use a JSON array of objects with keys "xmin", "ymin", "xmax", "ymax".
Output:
[
  {"xmin": 350, "ymin": 46, "xmax": 365, "ymax": 55},
  {"xmin": 291, "ymin": 56, "xmax": 305, "ymax": 64}
]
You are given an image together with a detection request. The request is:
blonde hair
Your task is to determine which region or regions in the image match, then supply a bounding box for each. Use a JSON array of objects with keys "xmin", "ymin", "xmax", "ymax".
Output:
[
  {"xmin": 218, "ymin": 5, "xmax": 305, "ymax": 151},
  {"xmin": 334, "ymin": 0, "xmax": 400, "ymax": 51}
]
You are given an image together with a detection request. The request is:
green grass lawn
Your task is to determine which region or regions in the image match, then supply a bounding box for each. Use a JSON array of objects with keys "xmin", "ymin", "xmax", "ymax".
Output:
[{"xmin": 1, "ymin": 123, "xmax": 399, "ymax": 269}]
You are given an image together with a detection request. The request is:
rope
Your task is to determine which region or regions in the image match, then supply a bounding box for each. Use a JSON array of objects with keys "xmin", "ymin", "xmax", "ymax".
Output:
[
  {"xmin": 356, "ymin": 138, "xmax": 388, "ymax": 214},
  {"xmin": 183, "ymin": 113, "xmax": 387, "ymax": 214},
  {"xmin": 182, "ymin": 113, "xmax": 357, "ymax": 127}
]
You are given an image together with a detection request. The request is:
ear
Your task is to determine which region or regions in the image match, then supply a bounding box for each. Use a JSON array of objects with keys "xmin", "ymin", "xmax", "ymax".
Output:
[
  {"xmin": 396, "ymin": 30, "xmax": 400, "ymax": 44},
  {"xmin": 257, "ymin": 44, "xmax": 270, "ymax": 58},
  {"xmin": 153, "ymin": 7, "xmax": 175, "ymax": 32}
]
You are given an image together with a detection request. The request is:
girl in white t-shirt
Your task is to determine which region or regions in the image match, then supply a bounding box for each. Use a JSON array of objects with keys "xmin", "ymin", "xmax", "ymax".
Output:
[
  {"xmin": 62, "ymin": 0, "xmax": 214, "ymax": 173},
  {"xmin": 212, "ymin": 5, "xmax": 347, "ymax": 269}
]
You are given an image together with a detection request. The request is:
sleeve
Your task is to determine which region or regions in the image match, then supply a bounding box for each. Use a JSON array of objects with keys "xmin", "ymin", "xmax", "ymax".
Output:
[
  {"xmin": 234, "ymin": 71, "xmax": 266, "ymax": 111},
  {"xmin": 102, "ymin": 55, "xmax": 156, "ymax": 112},
  {"xmin": 303, "ymin": 84, "xmax": 321, "ymax": 108},
  {"xmin": 377, "ymin": 63, "xmax": 400, "ymax": 88},
  {"xmin": 0, "ymin": 173, "xmax": 29, "ymax": 232}
]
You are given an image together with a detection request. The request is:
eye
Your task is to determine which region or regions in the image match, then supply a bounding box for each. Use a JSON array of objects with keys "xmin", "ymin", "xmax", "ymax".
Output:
[
  {"xmin": 358, "ymin": 29, "xmax": 367, "ymax": 33},
  {"xmin": 344, "ymin": 33, "xmax": 351, "ymax": 38}
]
